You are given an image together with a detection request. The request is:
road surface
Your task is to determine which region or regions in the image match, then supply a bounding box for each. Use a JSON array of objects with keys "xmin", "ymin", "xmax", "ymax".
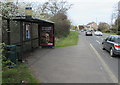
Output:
[{"xmin": 26, "ymin": 31, "xmax": 119, "ymax": 83}]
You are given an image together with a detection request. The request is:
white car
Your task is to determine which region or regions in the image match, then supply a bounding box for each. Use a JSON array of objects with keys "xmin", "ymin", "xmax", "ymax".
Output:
[{"xmin": 94, "ymin": 31, "xmax": 103, "ymax": 36}]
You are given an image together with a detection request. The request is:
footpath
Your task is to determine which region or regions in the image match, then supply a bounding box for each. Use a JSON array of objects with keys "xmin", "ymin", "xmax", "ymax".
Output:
[{"xmin": 26, "ymin": 35, "xmax": 113, "ymax": 83}]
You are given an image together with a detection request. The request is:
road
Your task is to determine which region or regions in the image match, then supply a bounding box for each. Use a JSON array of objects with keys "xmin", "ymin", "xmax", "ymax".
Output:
[
  {"xmin": 80, "ymin": 31, "xmax": 119, "ymax": 82},
  {"xmin": 26, "ymin": 31, "xmax": 119, "ymax": 83}
]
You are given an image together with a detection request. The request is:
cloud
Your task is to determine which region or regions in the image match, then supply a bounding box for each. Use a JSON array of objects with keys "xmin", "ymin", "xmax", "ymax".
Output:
[{"xmin": 67, "ymin": 0, "xmax": 119, "ymax": 25}]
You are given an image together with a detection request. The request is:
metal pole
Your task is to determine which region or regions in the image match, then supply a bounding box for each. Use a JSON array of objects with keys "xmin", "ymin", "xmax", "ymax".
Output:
[{"xmin": 7, "ymin": 19, "xmax": 10, "ymax": 45}]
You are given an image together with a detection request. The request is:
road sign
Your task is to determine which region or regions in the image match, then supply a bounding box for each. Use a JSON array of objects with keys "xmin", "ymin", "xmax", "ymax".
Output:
[{"xmin": 25, "ymin": 7, "xmax": 32, "ymax": 16}]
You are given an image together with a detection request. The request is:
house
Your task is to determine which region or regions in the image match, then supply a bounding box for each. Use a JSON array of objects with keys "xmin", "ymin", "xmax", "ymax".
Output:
[{"xmin": 86, "ymin": 22, "xmax": 98, "ymax": 31}]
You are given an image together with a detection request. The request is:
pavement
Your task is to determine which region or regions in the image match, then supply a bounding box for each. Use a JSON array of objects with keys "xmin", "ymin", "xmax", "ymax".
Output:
[{"xmin": 26, "ymin": 32, "xmax": 118, "ymax": 83}]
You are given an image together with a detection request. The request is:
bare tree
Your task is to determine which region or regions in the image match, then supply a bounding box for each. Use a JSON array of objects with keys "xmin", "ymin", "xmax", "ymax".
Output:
[
  {"xmin": 46, "ymin": 0, "xmax": 72, "ymax": 15},
  {"xmin": 111, "ymin": 1, "xmax": 120, "ymax": 34},
  {"xmin": 34, "ymin": 0, "xmax": 72, "ymax": 18}
]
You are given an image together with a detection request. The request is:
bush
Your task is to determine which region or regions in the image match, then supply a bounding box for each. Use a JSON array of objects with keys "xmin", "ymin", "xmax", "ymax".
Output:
[
  {"xmin": 0, "ymin": 43, "xmax": 38, "ymax": 83},
  {"xmin": 50, "ymin": 13, "xmax": 71, "ymax": 38},
  {"xmin": 110, "ymin": 28, "xmax": 117, "ymax": 33},
  {"xmin": 117, "ymin": 31, "xmax": 120, "ymax": 35}
]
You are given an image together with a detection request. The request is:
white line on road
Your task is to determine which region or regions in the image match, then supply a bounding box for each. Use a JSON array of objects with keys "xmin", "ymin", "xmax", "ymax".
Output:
[
  {"xmin": 96, "ymin": 40, "xmax": 101, "ymax": 44},
  {"xmin": 90, "ymin": 43, "xmax": 118, "ymax": 83}
]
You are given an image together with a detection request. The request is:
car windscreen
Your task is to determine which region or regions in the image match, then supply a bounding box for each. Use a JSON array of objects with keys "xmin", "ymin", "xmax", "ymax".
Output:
[{"xmin": 116, "ymin": 37, "xmax": 120, "ymax": 43}]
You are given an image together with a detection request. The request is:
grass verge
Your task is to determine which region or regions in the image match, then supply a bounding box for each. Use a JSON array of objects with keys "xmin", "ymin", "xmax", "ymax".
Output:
[
  {"xmin": 103, "ymin": 33, "xmax": 117, "ymax": 35},
  {"xmin": 55, "ymin": 31, "xmax": 79, "ymax": 47},
  {"xmin": 2, "ymin": 64, "xmax": 39, "ymax": 83}
]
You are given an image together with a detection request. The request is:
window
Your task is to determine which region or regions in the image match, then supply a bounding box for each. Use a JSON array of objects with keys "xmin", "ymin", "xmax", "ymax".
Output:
[
  {"xmin": 116, "ymin": 37, "xmax": 120, "ymax": 43},
  {"xmin": 25, "ymin": 24, "xmax": 31, "ymax": 40},
  {"xmin": 110, "ymin": 37, "xmax": 115, "ymax": 42},
  {"xmin": 105, "ymin": 36, "xmax": 111, "ymax": 41},
  {"xmin": 23, "ymin": 23, "xmax": 31, "ymax": 41},
  {"xmin": 107, "ymin": 36, "xmax": 113, "ymax": 41}
]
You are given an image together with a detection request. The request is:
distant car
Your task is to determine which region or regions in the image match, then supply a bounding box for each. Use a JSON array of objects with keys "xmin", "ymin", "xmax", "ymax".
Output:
[
  {"xmin": 81, "ymin": 29, "xmax": 84, "ymax": 32},
  {"xmin": 102, "ymin": 35, "xmax": 120, "ymax": 57},
  {"xmin": 94, "ymin": 31, "xmax": 103, "ymax": 36},
  {"xmin": 85, "ymin": 30, "xmax": 92, "ymax": 36},
  {"xmin": 70, "ymin": 29, "xmax": 75, "ymax": 31}
]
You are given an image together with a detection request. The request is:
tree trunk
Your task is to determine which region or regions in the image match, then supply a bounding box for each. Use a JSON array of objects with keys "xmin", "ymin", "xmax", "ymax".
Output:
[{"xmin": 0, "ymin": 15, "xmax": 2, "ymax": 43}]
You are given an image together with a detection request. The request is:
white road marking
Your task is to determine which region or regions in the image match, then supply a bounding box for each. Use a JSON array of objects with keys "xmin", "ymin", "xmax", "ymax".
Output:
[
  {"xmin": 96, "ymin": 40, "xmax": 101, "ymax": 44},
  {"xmin": 90, "ymin": 44, "xmax": 118, "ymax": 83},
  {"xmin": 100, "ymin": 67, "xmax": 103, "ymax": 70}
]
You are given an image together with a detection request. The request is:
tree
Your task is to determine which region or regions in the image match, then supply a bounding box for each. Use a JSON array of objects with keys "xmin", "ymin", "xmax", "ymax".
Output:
[
  {"xmin": 1, "ymin": 2, "xmax": 17, "ymax": 18},
  {"xmin": 98, "ymin": 22, "xmax": 110, "ymax": 32},
  {"xmin": 110, "ymin": 1, "xmax": 120, "ymax": 35},
  {"xmin": 41, "ymin": 0, "xmax": 72, "ymax": 15},
  {"xmin": 50, "ymin": 13, "xmax": 71, "ymax": 38},
  {"xmin": 36, "ymin": 0, "xmax": 72, "ymax": 38},
  {"xmin": 115, "ymin": 18, "xmax": 120, "ymax": 34},
  {"xmin": 33, "ymin": 0, "xmax": 72, "ymax": 19},
  {"xmin": 1, "ymin": 0, "xmax": 72, "ymax": 38},
  {"xmin": 110, "ymin": 24, "xmax": 117, "ymax": 33},
  {"xmin": 0, "ymin": 2, "xmax": 2, "ymax": 43}
]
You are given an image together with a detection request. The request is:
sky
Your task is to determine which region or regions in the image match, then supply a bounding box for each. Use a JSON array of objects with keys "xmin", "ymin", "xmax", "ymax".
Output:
[
  {"xmin": 67, "ymin": 0, "xmax": 119, "ymax": 25},
  {"xmin": 4, "ymin": 0, "xmax": 120, "ymax": 25}
]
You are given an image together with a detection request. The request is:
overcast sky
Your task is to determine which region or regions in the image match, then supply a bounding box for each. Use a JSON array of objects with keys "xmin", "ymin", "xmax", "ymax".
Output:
[
  {"xmin": 5, "ymin": 0, "xmax": 120, "ymax": 25},
  {"xmin": 67, "ymin": 0, "xmax": 119, "ymax": 25}
]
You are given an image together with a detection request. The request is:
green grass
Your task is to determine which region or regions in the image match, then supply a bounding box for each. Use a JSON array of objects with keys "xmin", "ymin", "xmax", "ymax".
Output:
[
  {"xmin": 2, "ymin": 64, "xmax": 39, "ymax": 83},
  {"xmin": 55, "ymin": 31, "xmax": 79, "ymax": 47},
  {"xmin": 103, "ymin": 32, "xmax": 117, "ymax": 35}
]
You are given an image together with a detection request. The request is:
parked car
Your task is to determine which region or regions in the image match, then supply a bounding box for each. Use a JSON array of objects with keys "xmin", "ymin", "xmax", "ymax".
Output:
[
  {"xmin": 85, "ymin": 30, "xmax": 92, "ymax": 36},
  {"xmin": 102, "ymin": 35, "xmax": 120, "ymax": 57},
  {"xmin": 94, "ymin": 31, "xmax": 103, "ymax": 36}
]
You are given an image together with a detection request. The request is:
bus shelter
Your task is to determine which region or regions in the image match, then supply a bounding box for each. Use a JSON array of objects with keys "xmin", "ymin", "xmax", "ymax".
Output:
[{"xmin": 2, "ymin": 16, "xmax": 54, "ymax": 61}]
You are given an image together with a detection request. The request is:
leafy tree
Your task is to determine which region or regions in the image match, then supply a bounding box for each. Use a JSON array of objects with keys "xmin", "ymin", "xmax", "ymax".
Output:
[
  {"xmin": 110, "ymin": 24, "xmax": 117, "ymax": 33},
  {"xmin": 98, "ymin": 22, "xmax": 110, "ymax": 32},
  {"xmin": 1, "ymin": 2, "xmax": 17, "ymax": 18},
  {"xmin": 50, "ymin": 13, "xmax": 71, "ymax": 38}
]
